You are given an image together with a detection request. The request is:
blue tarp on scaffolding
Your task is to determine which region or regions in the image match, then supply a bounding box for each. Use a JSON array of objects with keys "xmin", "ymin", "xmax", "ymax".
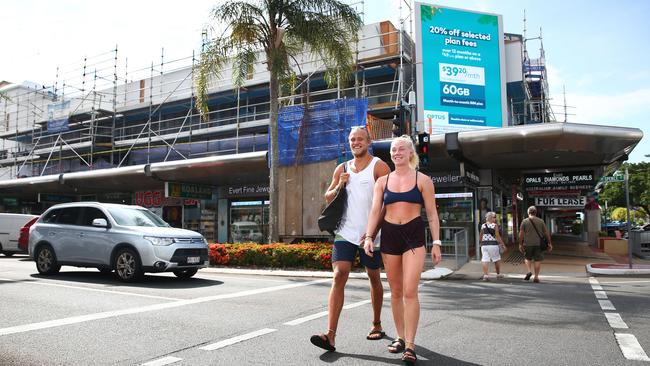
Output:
[{"xmin": 277, "ymin": 98, "xmax": 368, "ymax": 166}]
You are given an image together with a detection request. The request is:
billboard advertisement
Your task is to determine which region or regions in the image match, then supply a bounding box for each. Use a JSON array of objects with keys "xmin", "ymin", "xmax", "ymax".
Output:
[{"xmin": 415, "ymin": 4, "xmax": 506, "ymax": 134}]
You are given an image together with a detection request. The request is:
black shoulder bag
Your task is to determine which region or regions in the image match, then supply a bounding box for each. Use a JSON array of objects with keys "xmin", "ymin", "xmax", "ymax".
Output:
[
  {"xmin": 318, "ymin": 163, "xmax": 348, "ymax": 236},
  {"xmin": 529, "ymin": 219, "xmax": 549, "ymax": 251}
]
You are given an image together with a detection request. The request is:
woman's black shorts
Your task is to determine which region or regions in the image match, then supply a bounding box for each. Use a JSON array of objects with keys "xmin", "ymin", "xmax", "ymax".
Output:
[{"xmin": 380, "ymin": 217, "xmax": 425, "ymax": 255}]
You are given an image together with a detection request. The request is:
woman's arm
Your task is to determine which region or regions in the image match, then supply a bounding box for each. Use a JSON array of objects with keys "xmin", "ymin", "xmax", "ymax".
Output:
[
  {"xmin": 420, "ymin": 173, "xmax": 441, "ymax": 264},
  {"xmin": 495, "ymin": 224, "xmax": 506, "ymax": 246},
  {"xmin": 363, "ymin": 176, "xmax": 387, "ymax": 256}
]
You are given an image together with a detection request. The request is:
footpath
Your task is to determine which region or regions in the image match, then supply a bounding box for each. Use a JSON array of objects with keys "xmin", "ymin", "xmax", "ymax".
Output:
[
  {"xmin": 449, "ymin": 234, "xmax": 650, "ymax": 281},
  {"xmin": 203, "ymin": 234, "xmax": 650, "ymax": 280}
]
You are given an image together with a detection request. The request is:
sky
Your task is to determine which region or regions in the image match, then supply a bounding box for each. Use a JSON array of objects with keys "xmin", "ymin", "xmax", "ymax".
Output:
[{"xmin": 1, "ymin": 0, "xmax": 648, "ymax": 162}]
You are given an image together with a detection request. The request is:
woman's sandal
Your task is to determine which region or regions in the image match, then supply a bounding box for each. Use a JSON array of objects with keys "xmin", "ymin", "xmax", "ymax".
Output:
[
  {"xmin": 388, "ymin": 338, "xmax": 405, "ymax": 353},
  {"xmin": 366, "ymin": 321, "xmax": 386, "ymax": 340},
  {"xmin": 402, "ymin": 348, "xmax": 417, "ymax": 364}
]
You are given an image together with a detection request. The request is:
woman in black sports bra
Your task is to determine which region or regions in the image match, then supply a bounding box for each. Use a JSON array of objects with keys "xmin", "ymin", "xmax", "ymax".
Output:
[{"xmin": 362, "ymin": 135, "xmax": 441, "ymax": 365}]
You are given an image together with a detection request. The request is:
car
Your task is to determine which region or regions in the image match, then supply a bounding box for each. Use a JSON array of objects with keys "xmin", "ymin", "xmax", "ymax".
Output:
[
  {"xmin": 28, "ymin": 202, "xmax": 209, "ymax": 282},
  {"xmin": 0, "ymin": 213, "xmax": 39, "ymax": 256},
  {"xmin": 18, "ymin": 216, "xmax": 39, "ymax": 251},
  {"xmin": 230, "ymin": 221, "xmax": 264, "ymax": 243}
]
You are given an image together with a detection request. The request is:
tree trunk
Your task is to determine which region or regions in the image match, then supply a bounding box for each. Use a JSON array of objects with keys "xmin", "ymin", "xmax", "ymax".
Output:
[{"xmin": 268, "ymin": 70, "xmax": 280, "ymax": 243}]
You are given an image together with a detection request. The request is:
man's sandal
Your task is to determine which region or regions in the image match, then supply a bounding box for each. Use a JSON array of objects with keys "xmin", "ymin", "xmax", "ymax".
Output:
[
  {"xmin": 366, "ymin": 321, "xmax": 386, "ymax": 340},
  {"xmin": 388, "ymin": 338, "xmax": 405, "ymax": 353},
  {"xmin": 310, "ymin": 331, "xmax": 336, "ymax": 352},
  {"xmin": 402, "ymin": 348, "xmax": 417, "ymax": 364}
]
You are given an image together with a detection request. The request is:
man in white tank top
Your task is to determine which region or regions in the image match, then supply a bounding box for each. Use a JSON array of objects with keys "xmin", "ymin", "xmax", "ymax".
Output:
[{"xmin": 310, "ymin": 127, "xmax": 391, "ymax": 352}]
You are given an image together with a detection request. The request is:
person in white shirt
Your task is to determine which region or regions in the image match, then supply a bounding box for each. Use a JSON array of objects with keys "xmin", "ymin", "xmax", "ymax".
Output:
[{"xmin": 310, "ymin": 127, "xmax": 390, "ymax": 352}]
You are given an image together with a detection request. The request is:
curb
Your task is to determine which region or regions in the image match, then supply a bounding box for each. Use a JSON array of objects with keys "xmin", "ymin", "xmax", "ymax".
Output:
[
  {"xmin": 586, "ymin": 263, "xmax": 650, "ymax": 276},
  {"xmin": 202, "ymin": 266, "xmax": 454, "ymax": 280}
]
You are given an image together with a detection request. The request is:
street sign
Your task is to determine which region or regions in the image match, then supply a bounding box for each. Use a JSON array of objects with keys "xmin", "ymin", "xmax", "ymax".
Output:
[{"xmin": 600, "ymin": 175, "xmax": 625, "ymax": 183}]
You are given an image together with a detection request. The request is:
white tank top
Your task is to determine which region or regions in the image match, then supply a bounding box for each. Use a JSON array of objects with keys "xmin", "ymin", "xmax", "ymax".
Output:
[{"xmin": 336, "ymin": 156, "xmax": 381, "ymax": 246}]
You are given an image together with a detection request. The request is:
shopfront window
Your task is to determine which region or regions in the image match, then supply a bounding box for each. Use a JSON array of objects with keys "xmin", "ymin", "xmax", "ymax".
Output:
[
  {"xmin": 433, "ymin": 192, "xmax": 476, "ymax": 258},
  {"xmin": 230, "ymin": 200, "xmax": 269, "ymax": 243}
]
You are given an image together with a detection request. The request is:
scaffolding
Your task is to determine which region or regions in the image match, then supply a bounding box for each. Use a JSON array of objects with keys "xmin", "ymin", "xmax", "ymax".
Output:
[{"xmin": 0, "ymin": 13, "xmax": 415, "ymax": 180}]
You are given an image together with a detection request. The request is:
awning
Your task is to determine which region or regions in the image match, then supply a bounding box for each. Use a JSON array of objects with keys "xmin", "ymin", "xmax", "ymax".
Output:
[
  {"xmin": 374, "ymin": 122, "xmax": 643, "ymax": 175},
  {"xmin": 0, "ymin": 151, "xmax": 269, "ymax": 199}
]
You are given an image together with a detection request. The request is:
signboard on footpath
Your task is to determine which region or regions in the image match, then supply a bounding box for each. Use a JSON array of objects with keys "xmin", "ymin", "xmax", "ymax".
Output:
[
  {"xmin": 415, "ymin": 3, "xmax": 506, "ymax": 134},
  {"xmin": 534, "ymin": 196, "xmax": 586, "ymax": 207},
  {"xmin": 523, "ymin": 171, "xmax": 594, "ymax": 196}
]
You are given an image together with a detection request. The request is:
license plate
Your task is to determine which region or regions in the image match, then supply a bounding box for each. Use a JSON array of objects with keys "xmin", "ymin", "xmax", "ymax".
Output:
[{"xmin": 187, "ymin": 256, "xmax": 200, "ymax": 264}]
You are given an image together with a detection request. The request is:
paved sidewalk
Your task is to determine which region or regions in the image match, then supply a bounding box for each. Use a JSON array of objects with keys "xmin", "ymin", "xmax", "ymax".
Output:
[
  {"xmin": 450, "ymin": 234, "xmax": 650, "ymax": 280},
  {"xmin": 204, "ymin": 234, "xmax": 650, "ymax": 280}
]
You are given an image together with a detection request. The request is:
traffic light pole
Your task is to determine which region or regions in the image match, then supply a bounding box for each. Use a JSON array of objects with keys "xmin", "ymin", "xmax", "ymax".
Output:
[{"xmin": 625, "ymin": 165, "xmax": 632, "ymax": 269}]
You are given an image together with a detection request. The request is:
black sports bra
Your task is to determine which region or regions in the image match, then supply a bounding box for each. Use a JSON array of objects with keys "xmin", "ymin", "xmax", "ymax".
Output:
[{"xmin": 383, "ymin": 172, "xmax": 424, "ymax": 205}]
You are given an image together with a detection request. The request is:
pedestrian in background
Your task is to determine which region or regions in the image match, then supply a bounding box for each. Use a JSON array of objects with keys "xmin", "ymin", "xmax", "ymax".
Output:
[
  {"xmin": 363, "ymin": 135, "xmax": 441, "ymax": 365},
  {"xmin": 480, "ymin": 211, "xmax": 507, "ymax": 281},
  {"xmin": 310, "ymin": 127, "xmax": 391, "ymax": 352},
  {"xmin": 518, "ymin": 205, "xmax": 553, "ymax": 283}
]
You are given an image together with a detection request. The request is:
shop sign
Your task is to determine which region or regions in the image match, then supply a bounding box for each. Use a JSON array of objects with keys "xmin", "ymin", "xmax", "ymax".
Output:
[
  {"xmin": 223, "ymin": 184, "xmax": 270, "ymax": 198},
  {"xmin": 165, "ymin": 182, "xmax": 213, "ymax": 200},
  {"xmin": 524, "ymin": 171, "xmax": 594, "ymax": 194},
  {"xmin": 1, "ymin": 197, "xmax": 19, "ymax": 206},
  {"xmin": 429, "ymin": 171, "xmax": 464, "ymax": 187},
  {"xmin": 135, "ymin": 190, "xmax": 197, "ymax": 207},
  {"xmin": 534, "ymin": 196, "xmax": 586, "ymax": 207},
  {"xmin": 463, "ymin": 166, "xmax": 480, "ymax": 185},
  {"xmin": 38, "ymin": 193, "xmax": 76, "ymax": 203}
]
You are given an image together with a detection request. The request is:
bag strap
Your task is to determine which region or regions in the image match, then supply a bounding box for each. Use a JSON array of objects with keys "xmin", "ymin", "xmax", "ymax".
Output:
[{"xmin": 529, "ymin": 218, "xmax": 544, "ymax": 240}]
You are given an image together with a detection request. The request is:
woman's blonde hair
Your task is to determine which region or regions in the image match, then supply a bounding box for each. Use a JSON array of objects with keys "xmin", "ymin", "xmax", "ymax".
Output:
[
  {"xmin": 485, "ymin": 211, "xmax": 497, "ymax": 221},
  {"xmin": 390, "ymin": 135, "xmax": 419, "ymax": 170}
]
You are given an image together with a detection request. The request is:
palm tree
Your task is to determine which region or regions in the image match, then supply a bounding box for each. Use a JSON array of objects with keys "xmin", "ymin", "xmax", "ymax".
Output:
[{"xmin": 196, "ymin": 0, "xmax": 362, "ymax": 242}]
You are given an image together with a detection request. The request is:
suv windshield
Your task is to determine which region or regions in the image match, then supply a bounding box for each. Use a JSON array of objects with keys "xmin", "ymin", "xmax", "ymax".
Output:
[{"xmin": 107, "ymin": 207, "xmax": 169, "ymax": 227}]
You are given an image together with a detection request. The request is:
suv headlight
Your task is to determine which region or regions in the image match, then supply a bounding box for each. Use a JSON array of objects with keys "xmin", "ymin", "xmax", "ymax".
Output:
[{"xmin": 144, "ymin": 236, "xmax": 176, "ymax": 246}]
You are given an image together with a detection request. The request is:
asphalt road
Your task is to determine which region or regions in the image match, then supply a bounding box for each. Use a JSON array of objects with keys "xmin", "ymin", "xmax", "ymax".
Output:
[{"xmin": 1, "ymin": 255, "xmax": 649, "ymax": 366}]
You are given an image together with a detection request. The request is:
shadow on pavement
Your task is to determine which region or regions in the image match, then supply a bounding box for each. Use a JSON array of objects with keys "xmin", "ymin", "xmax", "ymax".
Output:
[
  {"xmin": 318, "ymin": 346, "xmax": 481, "ymax": 365},
  {"xmin": 28, "ymin": 271, "xmax": 223, "ymax": 289}
]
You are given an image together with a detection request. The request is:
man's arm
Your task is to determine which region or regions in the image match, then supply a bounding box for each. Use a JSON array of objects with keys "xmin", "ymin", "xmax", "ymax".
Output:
[{"xmin": 324, "ymin": 163, "xmax": 345, "ymax": 204}]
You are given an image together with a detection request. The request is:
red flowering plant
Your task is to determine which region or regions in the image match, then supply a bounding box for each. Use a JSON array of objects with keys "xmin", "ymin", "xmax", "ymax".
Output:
[{"xmin": 208, "ymin": 242, "xmax": 340, "ymax": 270}]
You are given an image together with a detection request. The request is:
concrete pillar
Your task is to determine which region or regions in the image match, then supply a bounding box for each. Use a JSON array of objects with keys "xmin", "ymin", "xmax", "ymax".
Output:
[{"xmin": 585, "ymin": 208, "xmax": 601, "ymax": 247}]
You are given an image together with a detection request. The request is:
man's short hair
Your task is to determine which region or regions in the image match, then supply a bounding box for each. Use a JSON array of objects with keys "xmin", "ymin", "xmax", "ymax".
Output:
[
  {"xmin": 527, "ymin": 205, "xmax": 537, "ymax": 216},
  {"xmin": 349, "ymin": 126, "xmax": 371, "ymax": 141}
]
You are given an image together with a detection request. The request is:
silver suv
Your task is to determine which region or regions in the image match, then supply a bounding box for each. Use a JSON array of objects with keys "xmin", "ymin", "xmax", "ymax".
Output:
[{"xmin": 28, "ymin": 202, "xmax": 209, "ymax": 282}]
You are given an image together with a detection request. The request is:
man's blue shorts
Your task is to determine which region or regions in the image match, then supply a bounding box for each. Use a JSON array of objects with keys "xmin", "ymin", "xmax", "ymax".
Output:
[{"xmin": 332, "ymin": 240, "xmax": 383, "ymax": 269}]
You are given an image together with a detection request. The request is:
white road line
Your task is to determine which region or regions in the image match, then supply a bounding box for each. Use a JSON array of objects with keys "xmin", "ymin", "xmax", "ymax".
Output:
[
  {"xmin": 343, "ymin": 299, "xmax": 371, "ymax": 309},
  {"xmin": 598, "ymin": 299, "xmax": 616, "ymax": 311},
  {"xmin": 3, "ymin": 278, "xmax": 182, "ymax": 301},
  {"xmin": 615, "ymin": 333, "xmax": 650, "ymax": 361},
  {"xmin": 589, "ymin": 277, "xmax": 599, "ymax": 285},
  {"xmin": 284, "ymin": 311, "xmax": 329, "ymax": 326},
  {"xmin": 594, "ymin": 290, "xmax": 608, "ymax": 299},
  {"xmin": 200, "ymin": 328, "xmax": 276, "ymax": 351},
  {"xmin": 284, "ymin": 298, "xmax": 373, "ymax": 326},
  {"xmin": 0, "ymin": 278, "xmax": 330, "ymax": 337},
  {"xmin": 140, "ymin": 356, "xmax": 182, "ymax": 366},
  {"xmin": 591, "ymin": 284, "xmax": 604, "ymax": 291},
  {"xmin": 600, "ymin": 280, "xmax": 650, "ymax": 284},
  {"xmin": 605, "ymin": 313, "xmax": 629, "ymax": 329}
]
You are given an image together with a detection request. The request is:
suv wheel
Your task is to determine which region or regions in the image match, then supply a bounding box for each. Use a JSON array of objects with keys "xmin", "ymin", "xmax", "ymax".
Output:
[
  {"xmin": 173, "ymin": 268, "xmax": 198, "ymax": 279},
  {"xmin": 114, "ymin": 248, "xmax": 143, "ymax": 282},
  {"xmin": 36, "ymin": 245, "xmax": 61, "ymax": 275}
]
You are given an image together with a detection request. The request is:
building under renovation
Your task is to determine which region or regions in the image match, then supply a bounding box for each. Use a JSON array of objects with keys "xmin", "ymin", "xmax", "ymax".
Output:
[{"xmin": 0, "ymin": 5, "xmax": 643, "ymax": 263}]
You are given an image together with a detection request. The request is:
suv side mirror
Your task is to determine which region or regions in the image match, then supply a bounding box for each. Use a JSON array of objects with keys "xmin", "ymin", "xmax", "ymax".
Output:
[{"xmin": 92, "ymin": 218, "xmax": 109, "ymax": 228}]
